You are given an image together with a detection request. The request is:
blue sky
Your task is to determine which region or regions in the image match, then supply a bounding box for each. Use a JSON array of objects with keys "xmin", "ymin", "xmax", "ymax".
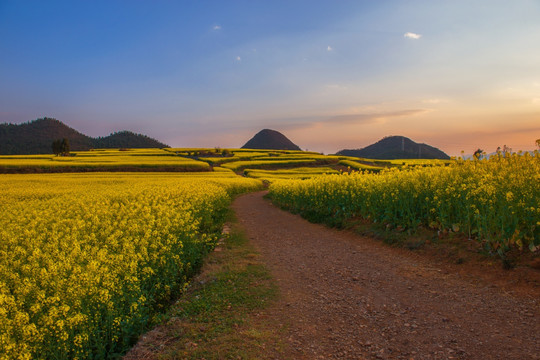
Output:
[{"xmin": 1, "ymin": 0, "xmax": 539, "ymax": 155}]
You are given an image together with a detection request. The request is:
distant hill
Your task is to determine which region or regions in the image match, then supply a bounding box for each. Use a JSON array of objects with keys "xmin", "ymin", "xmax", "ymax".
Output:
[
  {"xmin": 94, "ymin": 131, "xmax": 168, "ymax": 149},
  {"xmin": 0, "ymin": 118, "xmax": 169, "ymax": 154},
  {"xmin": 337, "ymin": 136, "xmax": 450, "ymax": 160},
  {"xmin": 241, "ymin": 129, "xmax": 301, "ymax": 151}
]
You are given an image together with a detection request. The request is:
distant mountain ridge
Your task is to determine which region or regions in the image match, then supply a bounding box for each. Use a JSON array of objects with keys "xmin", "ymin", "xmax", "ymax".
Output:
[
  {"xmin": 337, "ymin": 136, "xmax": 450, "ymax": 160},
  {"xmin": 0, "ymin": 118, "xmax": 169, "ymax": 154},
  {"xmin": 241, "ymin": 129, "xmax": 301, "ymax": 150}
]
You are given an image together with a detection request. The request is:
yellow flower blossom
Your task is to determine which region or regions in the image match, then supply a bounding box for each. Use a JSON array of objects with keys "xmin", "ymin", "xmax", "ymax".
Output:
[{"xmin": 0, "ymin": 172, "xmax": 261, "ymax": 358}]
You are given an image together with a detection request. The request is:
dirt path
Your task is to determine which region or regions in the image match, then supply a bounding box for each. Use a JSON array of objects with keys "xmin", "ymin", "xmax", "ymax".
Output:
[{"xmin": 233, "ymin": 192, "xmax": 540, "ymax": 360}]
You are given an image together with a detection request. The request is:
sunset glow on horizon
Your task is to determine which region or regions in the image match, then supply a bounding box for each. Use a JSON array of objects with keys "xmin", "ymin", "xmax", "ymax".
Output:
[{"xmin": 1, "ymin": 0, "xmax": 539, "ymax": 156}]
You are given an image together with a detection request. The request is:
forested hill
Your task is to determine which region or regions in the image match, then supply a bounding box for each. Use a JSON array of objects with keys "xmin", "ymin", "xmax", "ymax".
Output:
[
  {"xmin": 337, "ymin": 136, "xmax": 450, "ymax": 160},
  {"xmin": 241, "ymin": 129, "xmax": 301, "ymax": 150},
  {"xmin": 0, "ymin": 118, "xmax": 169, "ymax": 154},
  {"xmin": 93, "ymin": 131, "xmax": 168, "ymax": 149}
]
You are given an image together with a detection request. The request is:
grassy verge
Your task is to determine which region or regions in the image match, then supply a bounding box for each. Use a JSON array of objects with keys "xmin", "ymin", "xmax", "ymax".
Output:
[
  {"xmin": 345, "ymin": 218, "xmax": 540, "ymax": 271},
  {"xmin": 268, "ymin": 188, "xmax": 539, "ymax": 271},
  {"xmin": 346, "ymin": 218, "xmax": 477, "ymax": 260},
  {"xmin": 124, "ymin": 216, "xmax": 284, "ymax": 360}
]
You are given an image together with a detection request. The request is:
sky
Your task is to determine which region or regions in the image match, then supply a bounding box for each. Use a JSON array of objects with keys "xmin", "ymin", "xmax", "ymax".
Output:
[{"xmin": 1, "ymin": 0, "xmax": 540, "ymax": 155}]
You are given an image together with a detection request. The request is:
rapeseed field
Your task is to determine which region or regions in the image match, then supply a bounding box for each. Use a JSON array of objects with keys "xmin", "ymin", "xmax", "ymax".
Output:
[
  {"xmin": 269, "ymin": 152, "xmax": 540, "ymax": 255},
  {"xmin": 0, "ymin": 173, "xmax": 261, "ymax": 359}
]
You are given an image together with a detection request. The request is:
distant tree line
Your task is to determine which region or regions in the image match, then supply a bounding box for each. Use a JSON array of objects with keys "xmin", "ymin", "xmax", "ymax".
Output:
[{"xmin": 0, "ymin": 118, "xmax": 169, "ymax": 155}]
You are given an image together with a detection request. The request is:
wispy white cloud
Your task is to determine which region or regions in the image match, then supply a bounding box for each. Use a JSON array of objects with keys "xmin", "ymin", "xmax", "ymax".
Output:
[
  {"xmin": 270, "ymin": 109, "xmax": 429, "ymax": 130},
  {"xmin": 404, "ymin": 32, "xmax": 422, "ymax": 39},
  {"xmin": 213, "ymin": 25, "xmax": 222, "ymax": 31},
  {"xmin": 235, "ymin": 56, "xmax": 241, "ymax": 62},
  {"xmin": 327, "ymin": 45, "xmax": 333, "ymax": 51}
]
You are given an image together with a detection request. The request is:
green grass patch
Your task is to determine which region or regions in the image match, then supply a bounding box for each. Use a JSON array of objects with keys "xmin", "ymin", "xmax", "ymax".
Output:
[{"xmin": 126, "ymin": 218, "xmax": 284, "ymax": 360}]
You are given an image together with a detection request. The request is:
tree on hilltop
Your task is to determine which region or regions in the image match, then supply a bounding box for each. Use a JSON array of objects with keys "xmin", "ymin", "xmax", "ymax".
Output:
[
  {"xmin": 61, "ymin": 138, "xmax": 70, "ymax": 155},
  {"xmin": 52, "ymin": 138, "xmax": 70, "ymax": 156},
  {"xmin": 52, "ymin": 139, "xmax": 61, "ymax": 155}
]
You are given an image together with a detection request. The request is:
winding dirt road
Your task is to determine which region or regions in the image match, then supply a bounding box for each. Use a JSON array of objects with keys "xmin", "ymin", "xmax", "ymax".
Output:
[{"xmin": 233, "ymin": 192, "xmax": 540, "ymax": 360}]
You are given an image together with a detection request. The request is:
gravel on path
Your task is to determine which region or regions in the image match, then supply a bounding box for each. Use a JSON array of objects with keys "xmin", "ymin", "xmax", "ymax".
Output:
[{"xmin": 233, "ymin": 191, "xmax": 540, "ymax": 360}]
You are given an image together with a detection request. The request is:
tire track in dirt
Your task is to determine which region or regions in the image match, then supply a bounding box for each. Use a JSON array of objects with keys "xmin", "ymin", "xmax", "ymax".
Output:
[{"xmin": 233, "ymin": 191, "xmax": 540, "ymax": 360}]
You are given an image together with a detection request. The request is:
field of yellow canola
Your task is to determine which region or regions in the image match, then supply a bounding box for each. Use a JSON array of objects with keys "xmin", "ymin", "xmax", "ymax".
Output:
[
  {"xmin": 0, "ymin": 148, "xmax": 210, "ymax": 172},
  {"xmin": 269, "ymin": 152, "xmax": 540, "ymax": 255},
  {"xmin": 0, "ymin": 173, "xmax": 261, "ymax": 359}
]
